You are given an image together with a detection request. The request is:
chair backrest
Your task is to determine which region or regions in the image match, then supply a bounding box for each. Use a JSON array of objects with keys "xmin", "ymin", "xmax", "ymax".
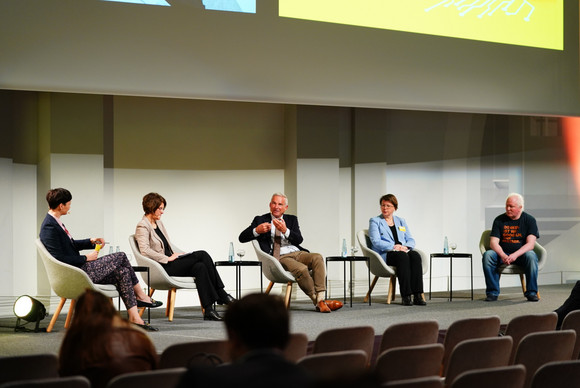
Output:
[
  {"xmin": 158, "ymin": 340, "xmax": 230, "ymax": 369},
  {"xmin": 105, "ymin": 367, "xmax": 187, "ymax": 388},
  {"xmin": 312, "ymin": 326, "xmax": 375, "ymax": 364},
  {"xmin": 356, "ymin": 229, "xmax": 396, "ymax": 277},
  {"xmin": 441, "ymin": 315, "xmax": 501, "ymax": 373},
  {"xmin": 283, "ymin": 332, "xmax": 309, "ymax": 363},
  {"xmin": 379, "ymin": 320, "xmax": 439, "ymax": 357},
  {"xmin": 444, "ymin": 336, "xmax": 513, "ymax": 385},
  {"xmin": 0, "ymin": 353, "xmax": 59, "ymax": 385},
  {"xmin": 383, "ymin": 376, "xmax": 445, "ymax": 388},
  {"xmin": 251, "ymin": 240, "xmax": 295, "ymax": 283},
  {"xmin": 128, "ymin": 235, "xmax": 195, "ymax": 290},
  {"xmin": 530, "ymin": 360, "xmax": 580, "ymax": 388},
  {"xmin": 504, "ymin": 312, "xmax": 558, "ymax": 364},
  {"xmin": 479, "ymin": 230, "xmax": 547, "ymax": 272},
  {"xmin": 561, "ymin": 310, "xmax": 580, "ymax": 359},
  {"xmin": 297, "ymin": 350, "xmax": 368, "ymax": 381},
  {"xmin": 514, "ymin": 330, "xmax": 576, "ymax": 388},
  {"xmin": 374, "ymin": 343, "xmax": 444, "ymax": 384},
  {"xmin": 0, "ymin": 376, "xmax": 91, "ymax": 388},
  {"xmin": 36, "ymin": 239, "xmax": 117, "ymax": 299},
  {"xmin": 450, "ymin": 365, "xmax": 526, "ymax": 388}
]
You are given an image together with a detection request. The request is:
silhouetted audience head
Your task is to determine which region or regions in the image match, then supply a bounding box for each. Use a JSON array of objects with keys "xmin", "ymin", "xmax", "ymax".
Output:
[{"xmin": 224, "ymin": 293, "xmax": 289, "ymax": 360}]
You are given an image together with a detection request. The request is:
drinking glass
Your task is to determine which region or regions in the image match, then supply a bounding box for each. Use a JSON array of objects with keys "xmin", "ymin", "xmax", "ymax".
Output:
[
  {"xmin": 450, "ymin": 242, "xmax": 457, "ymax": 254},
  {"xmin": 236, "ymin": 249, "xmax": 245, "ymax": 261}
]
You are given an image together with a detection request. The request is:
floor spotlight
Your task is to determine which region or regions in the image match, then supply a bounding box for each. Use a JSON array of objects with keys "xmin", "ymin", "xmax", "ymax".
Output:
[{"xmin": 14, "ymin": 295, "xmax": 47, "ymax": 332}]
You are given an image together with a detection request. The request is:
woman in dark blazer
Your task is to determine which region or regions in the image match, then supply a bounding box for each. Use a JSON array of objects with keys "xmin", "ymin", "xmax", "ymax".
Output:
[
  {"xmin": 39, "ymin": 188, "xmax": 159, "ymax": 330},
  {"xmin": 134, "ymin": 192, "xmax": 234, "ymax": 321}
]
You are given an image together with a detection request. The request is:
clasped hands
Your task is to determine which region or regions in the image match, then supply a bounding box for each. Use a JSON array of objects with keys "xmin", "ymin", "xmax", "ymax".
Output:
[
  {"xmin": 393, "ymin": 244, "xmax": 409, "ymax": 252},
  {"xmin": 257, "ymin": 219, "xmax": 287, "ymax": 235}
]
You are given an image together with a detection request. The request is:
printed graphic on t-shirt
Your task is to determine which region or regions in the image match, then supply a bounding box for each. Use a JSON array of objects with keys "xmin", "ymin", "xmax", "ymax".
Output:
[{"xmin": 501, "ymin": 225, "xmax": 524, "ymax": 245}]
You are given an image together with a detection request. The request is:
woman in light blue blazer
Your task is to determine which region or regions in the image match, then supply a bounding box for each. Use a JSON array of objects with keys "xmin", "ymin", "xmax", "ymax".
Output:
[{"xmin": 369, "ymin": 194, "xmax": 425, "ymax": 306}]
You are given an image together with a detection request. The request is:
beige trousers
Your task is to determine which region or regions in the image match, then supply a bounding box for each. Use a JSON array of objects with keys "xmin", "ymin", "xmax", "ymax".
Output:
[{"xmin": 279, "ymin": 251, "xmax": 326, "ymax": 303}]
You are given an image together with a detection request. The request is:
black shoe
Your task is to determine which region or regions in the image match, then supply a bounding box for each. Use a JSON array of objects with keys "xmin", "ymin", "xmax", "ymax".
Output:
[
  {"xmin": 526, "ymin": 294, "xmax": 539, "ymax": 302},
  {"xmin": 218, "ymin": 294, "xmax": 236, "ymax": 305},
  {"xmin": 485, "ymin": 295, "xmax": 498, "ymax": 302},
  {"xmin": 413, "ymin": 294, "xmax": 427, "ymax": 306},
  {"xmin": 204, "ymin": 309, "xmax": 224, "ymax": 321},
  {"xmin": 137, "ymin": 298, "xmax": 163, "ymax": 308},
  {"xmin": 402, "ymin": 296, "xmax": 413, "ymax": 306},
  {"xmin": 133, "ymin": 322, "xmax": 159, "ymax": 332}
]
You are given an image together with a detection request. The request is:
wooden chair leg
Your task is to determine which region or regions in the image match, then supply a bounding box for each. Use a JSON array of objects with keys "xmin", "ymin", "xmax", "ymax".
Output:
[
  {"xmin": 520, "ymin": 274, "xmax": 527, "ymax": 295},
  {"xmin": 64, "ymin": 299, "xmax": 76, "ymax": 329},
  {"xmin": 167, "ymin": 288, "xmax": 177, "ymax": 322},
  {"xmin": 364, "ymin": 276, "xmax": 379, "ymax": 303},
  {"xmin": 284, "ymin": 282, "xmax": 293, "ymax": 308},
  {"xmin": 47, "ymin": 297, "xmax": 66, "ymax": 333},
  {"xmin": 387, "ymin": 276, "xmax": 397, "ymax": 304},
  {"xmin": 265, "ymin": 281, "xmax": 275, "ymax": 295}
]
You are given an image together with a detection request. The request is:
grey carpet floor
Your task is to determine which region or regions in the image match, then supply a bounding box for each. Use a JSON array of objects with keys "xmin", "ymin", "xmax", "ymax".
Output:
[{"xmin": 0, "ymin": 284, "xmax": 573, "ymax": 358}]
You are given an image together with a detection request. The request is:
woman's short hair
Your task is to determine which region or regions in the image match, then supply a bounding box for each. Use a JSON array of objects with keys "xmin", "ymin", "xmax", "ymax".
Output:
[
  {"xmin": 46, "ymin": 188, "xmax": 72, "ymax": 210},
  {"xmin": 142, "ymin": 192, "xmax": 166, "ymax": 215},
  {"xmin": 379, "ymin": 194, "xmax": 398, "ymax": 210}
]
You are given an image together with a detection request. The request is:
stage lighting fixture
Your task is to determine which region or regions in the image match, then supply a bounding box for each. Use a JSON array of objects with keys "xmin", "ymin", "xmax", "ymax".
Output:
[{"xmin": 13, "ymin": 295, "xmax": 47, "ymax": 332}]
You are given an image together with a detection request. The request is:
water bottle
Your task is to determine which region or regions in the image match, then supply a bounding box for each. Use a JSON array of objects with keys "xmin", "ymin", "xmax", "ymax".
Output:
[
  {"xmin": 228, "ymin": 242, "xmax": 234, "ymax": 263},
  {"xmin": 443, "ymin": 236, "xmax": 449, "ymax": 254},
  {"xmin": 341, "ymin": 238, "xmax": 347, "ymax": 258}
]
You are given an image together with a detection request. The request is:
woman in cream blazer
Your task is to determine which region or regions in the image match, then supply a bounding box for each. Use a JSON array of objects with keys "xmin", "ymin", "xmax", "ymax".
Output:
[{"xmin": 135, "ymin": 192, "xmax": 234, "ymax": 321}]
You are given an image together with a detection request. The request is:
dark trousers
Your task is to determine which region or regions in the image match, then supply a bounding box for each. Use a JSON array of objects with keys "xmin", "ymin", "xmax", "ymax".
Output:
[
  {"xmin": 555, "ymin": 280, "xmax": 580, "ymax": 329},
  {"xmin": 386, "ymin": 250, "xmax": 424, "ymax": 297},
  {"xmin": 162, "ymin": 250, "xmax": 226, "ymax": 309}
]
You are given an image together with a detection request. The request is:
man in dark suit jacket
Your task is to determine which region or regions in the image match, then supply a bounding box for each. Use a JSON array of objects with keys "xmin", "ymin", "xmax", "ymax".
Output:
[{"xmin": 239, "ymin": 193, "xmax": 340, "ymax": 313}]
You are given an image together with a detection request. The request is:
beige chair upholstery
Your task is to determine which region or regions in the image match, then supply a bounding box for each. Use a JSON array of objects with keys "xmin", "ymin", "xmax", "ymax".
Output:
[
  {"xmin": 450, "ymin": 365, "xmax": 526, "ymax": 388},
  {"xmin": 514, "ymin": 330, "xmax": 576, "ymax": 388},
  {"xmin": 378, "ymin": 320, "xmax": 439, "ymax": 358},
  {"xmin": 444, "ymin": 336, "xmax": 513, "ymax": 386},
  {"xmin": 128, "ymin": 235, "xmax": 197, "ymax": 321},
  {"xmin": 159, "ymin": 339, "xmax": 230, "ymax": 368},
  {"xmin": 479, "ymin": 229, "xmax": 547, "ymax": 298},
  {"xmin": 504, "ymin": 312, "xmax": 558, "ymax": 364},
  {"xmin": 441, "ymin": 315, "xmax": 501, "ymax": 376},
  {"xmin": 36, "ymin": 239, "xmax": 119, "ymax": 333},
  {"xmin": 251, "ymin": 240, "xmax": 296, "ymax": 308},
  {"xmin": 561, "ymin": 310, "xmax": 580, "ymax": 359},
  {"xmin": 297, "ymin": 350, "xmax": 368, "ymax": 381},
  {"xmin": 312, "ymin": 326, "xmax": 375, "ymax": 364},
  {"xmin": 531, "ymin": 360, "xmax": 580, "ymax": 388},
  {"xmin": 357, "ymin": 229, "xmax": 429, "ymax": 304},
  {"xmin": 374, "ymin": 343, "xmax": 444, "ymax": 384}
]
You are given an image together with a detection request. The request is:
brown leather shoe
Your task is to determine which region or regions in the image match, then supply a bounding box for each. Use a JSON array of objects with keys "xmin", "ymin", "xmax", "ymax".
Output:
[
  {"xmin": 324, "ymin": 300, "xmax": 343, "ymax": 311},
  {"xmin": 316, "ymin": 300, "xmax": 331, "ymax": 313}
]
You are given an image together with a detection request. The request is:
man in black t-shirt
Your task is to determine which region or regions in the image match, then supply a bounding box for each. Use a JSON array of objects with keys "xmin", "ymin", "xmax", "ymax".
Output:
[{"xmin": 482, "ymin": 193, "xmax": 540, "ymax": 302}]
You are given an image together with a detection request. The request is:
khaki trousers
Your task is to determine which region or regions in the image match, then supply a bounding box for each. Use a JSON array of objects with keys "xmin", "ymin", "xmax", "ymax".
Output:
[{"xmin": 279, "ymin": 251, "xmax": 326, "ymax": 303}]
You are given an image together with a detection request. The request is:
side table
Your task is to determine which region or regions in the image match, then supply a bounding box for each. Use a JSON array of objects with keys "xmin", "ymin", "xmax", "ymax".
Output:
[
  {"xmin": 214, "ymin": 261, "xmax": 263, "ymax": 299},
  {"xmin": 132, "ymin": 265, "xmax": 151, "ymax": 324},
  {"xmin": 429, "ymin": 253, "xmax": 473, "ymax": 301},
  {"xmin": 325, "ymin": 256, "xmax": 371, "ymax": 307}
]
